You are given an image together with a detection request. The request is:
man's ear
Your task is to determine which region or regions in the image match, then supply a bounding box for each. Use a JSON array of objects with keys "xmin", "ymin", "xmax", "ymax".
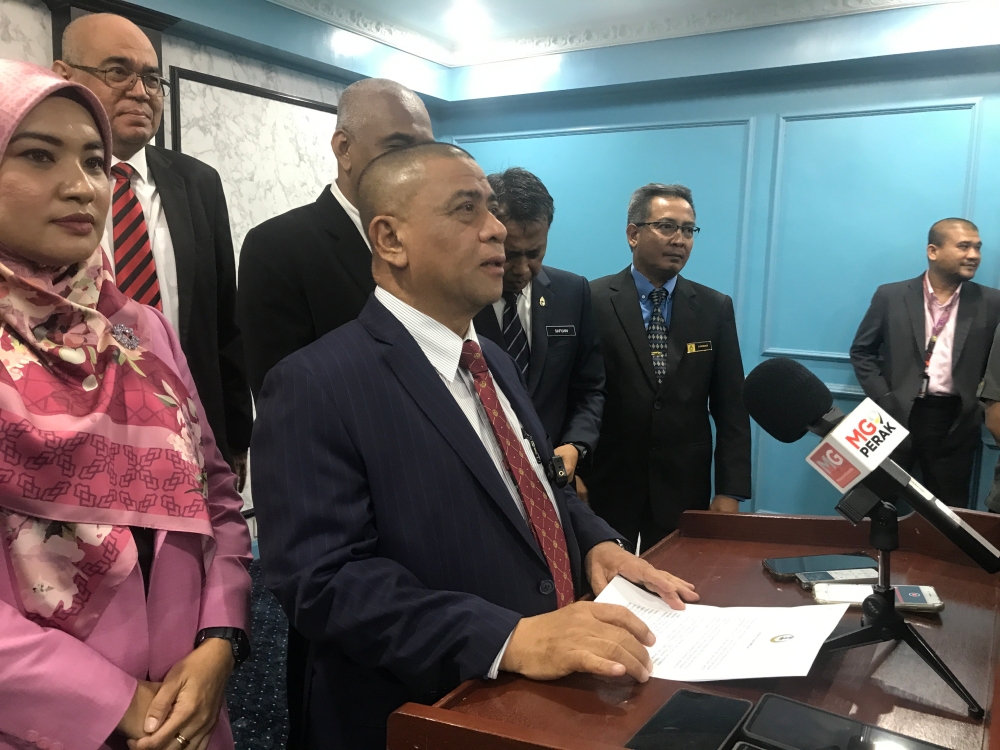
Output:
[
  {"xmin": 51, "ymin": 60, "xmax": 73, "ymax": 81},
  {"xmin": 371, "ymin": 216, "xmax": 407, "ymax": 270},
  {"xmin": 626, "ymin": 224, "xmax": 640, "ymax": 250},
  {"xmin": 331, "ymin": 129, "xmax": 351, "ymax": 172},
  {"xmin": 927, "ymin": 244, "xmax": 939, "ymax": 263}
]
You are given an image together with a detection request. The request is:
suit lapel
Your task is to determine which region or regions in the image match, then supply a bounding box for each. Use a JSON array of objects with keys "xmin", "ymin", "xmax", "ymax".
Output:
[
  {"xmin": 317, "ymin": 188, "xmax": 374, "ymax": 298},
  {"xmin": 663, "ymin": 276, "xmax": 697, "ymax": 381},
  {"xmin": 952, "ymin": 282, "xmax": 979, "ymax": 369},
  {"xmin": 146, "ymin": 146, "xmax": 196, "ymax": 343},
  {"xmin": 609, "ymin": 268, "xmax": 657, "ymax": 390},
  {"xmin": 903, "ymin": 276, "xmax": 927, "ymax": 360},
  {"xmin": 364, "ymin": 301, "xmax": 545, "ymax": 563},
  {"xmin": 527, "ymin": 270, "xmax": 550, "ymax": 395}
]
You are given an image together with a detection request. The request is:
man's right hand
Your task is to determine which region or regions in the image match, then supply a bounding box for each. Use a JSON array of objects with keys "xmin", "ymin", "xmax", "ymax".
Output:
[{"xmin": 499, "ymin": 601, "xmax": 655, "ymax": 682}]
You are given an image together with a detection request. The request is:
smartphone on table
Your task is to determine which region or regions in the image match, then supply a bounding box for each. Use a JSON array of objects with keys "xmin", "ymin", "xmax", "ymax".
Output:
[
  {"xmin": 762, "ymin": 553, "xmax": 877, "ymax": 581},
  {"xmin": 795, "ymin": 569, "xmax": 879, "ymax": 589},
  {"xmin": 812, "ymin": 583, "xmax": 943, "ymax": 612},
  {"xmin": 626, "ymin": 689, "xmax": 753, "ymax": 750}
]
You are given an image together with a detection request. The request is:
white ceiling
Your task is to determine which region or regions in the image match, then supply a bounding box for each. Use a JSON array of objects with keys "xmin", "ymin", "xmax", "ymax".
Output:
[{"xmin": 267, "ymin": 0, "xmax": 969, "ymax": 66}]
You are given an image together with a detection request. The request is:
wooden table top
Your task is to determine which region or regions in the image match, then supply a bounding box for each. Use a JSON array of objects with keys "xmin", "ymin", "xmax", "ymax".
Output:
[{"xmin": 389, "ymin": 510, "xmax": 1000, "ymax": 750}]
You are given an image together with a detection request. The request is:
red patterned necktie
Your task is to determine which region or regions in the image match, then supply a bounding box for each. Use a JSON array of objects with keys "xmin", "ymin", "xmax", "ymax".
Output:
[
  {"xmin": 459, "ymin": 340, "xmax": 574, "ymax": 607},
  {"xmin": 111, "ymin": 163, "xmax": 162, "ymax": 310}
]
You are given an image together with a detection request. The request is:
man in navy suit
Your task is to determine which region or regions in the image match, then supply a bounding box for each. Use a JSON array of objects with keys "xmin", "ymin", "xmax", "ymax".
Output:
[
  {"xmin": 473, "ymin": 168, "xmax": 605, "ymax": 493},
  {"xmin": 251, "ymin": 143, "xmax": 698, "ymax": 749}
]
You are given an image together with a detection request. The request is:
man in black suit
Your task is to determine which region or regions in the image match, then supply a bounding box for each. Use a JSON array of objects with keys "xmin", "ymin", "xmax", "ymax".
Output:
[
  {"xmin": 589, "ymin": 183, "xmax": 752, "ymax": 548},
  {"xmin": 54, "ymin": 13, "xmax": 252, "ymax": 478},
  {"xmin": 251, "ymin": 142, "xmax": 697, "ymax": 749},
  {"xmin": 238, "ymin": 78, "xmax": 434, "ymax": 399},
  {"xmin": 851, "ymin": 218, "xmax": 1000, "ymax": 507},
  {"xmin": 473, "ymin": 168, "xmax": 604, "ymax": 489},
  {"xmin": 236, "ymin": 77, "xmax": 433, "ymax": 746}
]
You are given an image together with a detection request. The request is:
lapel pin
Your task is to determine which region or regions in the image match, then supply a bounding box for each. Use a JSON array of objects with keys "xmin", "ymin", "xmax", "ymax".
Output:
[{"xmin": 539, "ymin": 296, "xmax": 546, "ymax": 307}]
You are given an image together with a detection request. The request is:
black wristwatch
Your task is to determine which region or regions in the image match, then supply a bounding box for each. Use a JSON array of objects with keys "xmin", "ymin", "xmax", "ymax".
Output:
[
  {"xmin": 570, "ymin": 443, "xmax": 589, "ymax": 461},
  {"xmin": 195, "ymin": 627, "xmax": 251, "ymax": 667}
]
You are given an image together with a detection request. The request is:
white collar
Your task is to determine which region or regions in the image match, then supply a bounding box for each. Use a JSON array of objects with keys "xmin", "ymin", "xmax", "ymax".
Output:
[
  {"xmin": 329, "ymin": 179, "xmax": 369, "ymax": 249},
  {"xmin": 374, "ymin": 287, "xmax": 479, "ymax": 384},
  {"xmin": 111, "ymin": 147, "xmax": 150, "ymax": 184}
]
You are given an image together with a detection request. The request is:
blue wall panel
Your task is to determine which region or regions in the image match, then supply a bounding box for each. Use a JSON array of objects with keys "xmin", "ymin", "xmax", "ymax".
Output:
[
  {"xmin": 459, "ymin": 121, "xmax": 750, "ymax": 294},
  {"xmin": 440, "ymin": 69, "xmax": 1000, "ymax": 515}
]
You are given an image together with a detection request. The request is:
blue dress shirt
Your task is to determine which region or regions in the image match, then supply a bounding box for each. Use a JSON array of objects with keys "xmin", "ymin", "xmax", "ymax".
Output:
[{"xmin": 631, "ymin": 265, "xmax": 677, "ymax": 330}]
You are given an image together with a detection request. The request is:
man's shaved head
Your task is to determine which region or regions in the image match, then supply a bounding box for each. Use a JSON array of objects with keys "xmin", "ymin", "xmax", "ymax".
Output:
[
  {"xmin": 928, "ymin": 217, "xmax": 978, "ymax": 247},
  {"xmin": 330, "ymin": 78, "xmax": 434, "ymax": 207},
  {"xmin": 926, "ymin": 216, "xmax": 981, "ymax": 284},
  {"xmin": 357, "ymin": 142, "xmax": 471, "ymax": 233},
  {"xmin": 53, "ymin": 13, "xmax": 162, "ymax": 159}
]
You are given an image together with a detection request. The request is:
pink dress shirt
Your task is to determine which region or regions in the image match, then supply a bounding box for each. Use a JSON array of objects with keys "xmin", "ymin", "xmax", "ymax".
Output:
[
  {"xmin": 0, "ymin": 307, "xmax": 253, "ymax": 750},
  {"xmin": 923, "ymin": 272, "xmax": 961, "ymax": 396}
]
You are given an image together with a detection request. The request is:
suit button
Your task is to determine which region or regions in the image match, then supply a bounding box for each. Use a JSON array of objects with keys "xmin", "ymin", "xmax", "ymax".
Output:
[
  {"xmin": 539, "ymin": 580, "xmax": 554, "ymax": 595},
  {"xmin": 25, "ymin": 732, "xmax": 39, "ymax": 743},
  {"xmin": 653, "ymin": 399, "xmax": 663, "ymax": 410}
]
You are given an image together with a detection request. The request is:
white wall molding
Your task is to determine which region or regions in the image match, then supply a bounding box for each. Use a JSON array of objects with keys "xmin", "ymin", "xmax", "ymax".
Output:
[{"xmin": 266, "ymin": 0, "xmax": 967, "ymax": 67}]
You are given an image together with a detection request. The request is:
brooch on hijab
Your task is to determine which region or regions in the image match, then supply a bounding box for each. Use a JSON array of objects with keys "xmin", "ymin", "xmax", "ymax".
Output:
[{"xmin": 111, "ymin": 324, "xmax": 139, "ymax": 350}]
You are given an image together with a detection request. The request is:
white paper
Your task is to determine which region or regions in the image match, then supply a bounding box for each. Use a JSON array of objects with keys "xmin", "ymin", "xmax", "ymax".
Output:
[{"xmin": 594, "ymin": 576, "xmax": 849, "ymax": 682}]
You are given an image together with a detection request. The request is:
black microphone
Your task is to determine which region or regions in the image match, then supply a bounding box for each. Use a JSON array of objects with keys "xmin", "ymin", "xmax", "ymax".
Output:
[{"xmin": 743, "ymin": 358, "xmax": 1000, "ymax": 574}]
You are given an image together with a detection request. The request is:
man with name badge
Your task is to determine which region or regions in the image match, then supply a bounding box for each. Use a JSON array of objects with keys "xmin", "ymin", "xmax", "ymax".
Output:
[
  {"xmin": 851, "ymin": 218, "xmax": 1000, "ymax": 507},
  {"xmin": 588, "ymin": 183, "xmax": 752, "ymax": 547},
  {"xmin": 473, "ymin": 168, "xmax": 604, "ymax": 494}
]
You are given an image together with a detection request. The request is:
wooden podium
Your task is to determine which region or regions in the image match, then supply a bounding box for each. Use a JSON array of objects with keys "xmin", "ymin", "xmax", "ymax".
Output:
[{"xmin": 387, "ymin": 510, "xmax": 1000, "ymax": 750}]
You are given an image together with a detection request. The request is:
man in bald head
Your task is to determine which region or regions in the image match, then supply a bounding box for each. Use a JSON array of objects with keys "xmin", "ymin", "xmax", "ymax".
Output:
[
  {"xmin": 53, "ymin": 13, "xmax": 254, "ymax": 486},
  {"xmin": 238, "ymin": 77, "xmax": 435, "ymax": 399},
  {"xmin": 236, "ymin": 76, "xmax": 433, "ymax": 747},
  {"xmin": 251, "ymin": 143, "xmax": 697, "ymax": 749}
]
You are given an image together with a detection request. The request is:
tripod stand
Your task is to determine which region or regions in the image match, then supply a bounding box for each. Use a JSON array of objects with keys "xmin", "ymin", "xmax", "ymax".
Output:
[{"xmin": 819, "ymin": 495, "xmax": 984, "ymax": 718}]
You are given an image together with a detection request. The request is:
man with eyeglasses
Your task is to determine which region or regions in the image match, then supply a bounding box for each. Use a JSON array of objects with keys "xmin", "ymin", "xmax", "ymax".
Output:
[
  {"xmin": 588, "ymin": 183, "xmax": 752, "ymax": 548},
  {"xmin": 54, "ymin": 13, "xmax": 254, "ymax": 491}
]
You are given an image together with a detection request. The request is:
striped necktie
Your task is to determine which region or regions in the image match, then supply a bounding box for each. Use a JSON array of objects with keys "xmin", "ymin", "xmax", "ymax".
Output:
[
  {"xmin": 459, "ymin": 340, "xmax": 574, "ymax": 607},
  {"xmin": 648, "ymin": 287, "xmax": 669, "ymax": 383},
  {"xmin": 502, "ymin": 290, "xmax": 530, "ymax": 376},
  {"xmin": 111, "ymin": 163, "xmax": 162, "ymax": 310}
]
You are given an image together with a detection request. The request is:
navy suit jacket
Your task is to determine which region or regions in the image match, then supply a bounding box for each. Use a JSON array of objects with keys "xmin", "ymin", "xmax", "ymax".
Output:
[
  {"xmin": 473, "ymin": 266, "xmax": 606, "ymax": 453},
  {"xmin": 251, "ymin": 295, "xmax": 622, "ymax": 750}
]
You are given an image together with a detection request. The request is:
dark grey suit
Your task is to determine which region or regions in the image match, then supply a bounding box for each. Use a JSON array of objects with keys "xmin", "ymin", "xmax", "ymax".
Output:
[
  {"xmin": 473, "ymin": 266, "xmax": 605, "ymax": 454},
  {"xmin": 850, "ymin": 274, "xmax": 1000, "ymax": 505}
]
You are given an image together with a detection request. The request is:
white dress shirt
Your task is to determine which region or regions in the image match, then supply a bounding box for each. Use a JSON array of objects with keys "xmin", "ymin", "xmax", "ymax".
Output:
[
  {"xmin": 328, "ymin": 180, "xmax": 370, "ymax": 251},
  {"xmin": 101, "ymin": 149, "xmax": 181, "ymax": 333},
  {"xmin": 374, "ymin": 286, "xmax": 562, "ymax": 678},
  {"xmin": 491, "ymin": 281, "xmax": 532, "ymax": 348}
]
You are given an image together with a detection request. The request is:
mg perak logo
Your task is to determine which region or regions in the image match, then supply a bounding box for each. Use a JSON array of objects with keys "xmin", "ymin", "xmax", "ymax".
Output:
[
  {"xmin": 808, "ymin": 443, "xmax": 861, "ymax": 489},
  {"xmin": 843, "ymin": 410, "xmax": 898, "ymax": 459}
]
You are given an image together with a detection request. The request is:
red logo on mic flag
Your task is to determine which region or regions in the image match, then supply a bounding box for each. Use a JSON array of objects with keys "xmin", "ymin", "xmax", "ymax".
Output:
[{"xmin": 807, "ymin": 443, "xmax": 861, "ymax": 489}]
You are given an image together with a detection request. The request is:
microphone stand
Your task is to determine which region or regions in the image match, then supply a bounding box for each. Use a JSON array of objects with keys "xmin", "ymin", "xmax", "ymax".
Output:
[{"xmin": 819, "ymin": 482, "xmax": 984, "ymax": 718}]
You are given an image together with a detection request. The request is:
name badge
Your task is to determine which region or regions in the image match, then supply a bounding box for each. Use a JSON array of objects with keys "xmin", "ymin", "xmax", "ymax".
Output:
[
  {"xmin": 547, "ymin": 325, "xmax": 576, "ymax": 337},
  {"xmin": 686, "ymin": 341, "xmax": 713, "ymax": 353}
]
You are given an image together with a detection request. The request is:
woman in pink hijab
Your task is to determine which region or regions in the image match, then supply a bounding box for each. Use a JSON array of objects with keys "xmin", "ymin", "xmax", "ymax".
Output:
[{"xmin": 0, "ymin": 61, "xmax": 251, "ymax": 750}]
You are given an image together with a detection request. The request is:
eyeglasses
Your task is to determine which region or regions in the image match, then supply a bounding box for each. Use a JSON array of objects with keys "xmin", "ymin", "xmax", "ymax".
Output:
[
  {"xmin": 68, "ymin": 64, "xmax": 170, "ymax": 97},
  {"xmin": 633, "ymin": 220, "xmax": 700, "ymax": 238}
]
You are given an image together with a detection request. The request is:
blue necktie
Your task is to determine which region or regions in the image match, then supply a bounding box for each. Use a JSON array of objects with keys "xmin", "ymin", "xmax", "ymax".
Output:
[
  {"xmin": 648, "ymin": 287, "xmax": 669, "ymax": 383},
  {"xmin": 502, "ymin": 291, "xmax": 530, "ymax": 376}
]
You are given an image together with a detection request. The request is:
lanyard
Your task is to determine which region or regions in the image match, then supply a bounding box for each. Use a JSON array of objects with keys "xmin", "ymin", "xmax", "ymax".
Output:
[{"xmin": 922, "ymin": 279, "xmax": 960, "ymax": 371}]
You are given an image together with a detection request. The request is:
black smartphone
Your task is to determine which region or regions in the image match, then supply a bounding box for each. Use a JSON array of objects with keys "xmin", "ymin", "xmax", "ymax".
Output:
[
  {"xmin": 742, "ymin": 694, "xmax": 947, "ymax": 750},
  {"xmin": 762, "ymin": 553, "xmax": 877, "ymax": 581},
  {"xmin": 627, "ymin": 689, "xmax": 753, "ymax": 750}
]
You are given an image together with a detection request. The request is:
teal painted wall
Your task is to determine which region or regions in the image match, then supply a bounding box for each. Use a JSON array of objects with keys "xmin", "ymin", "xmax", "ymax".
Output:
[{"xmin": 439, "ymin": 64, "xmax": 1000, "ymax": 515}]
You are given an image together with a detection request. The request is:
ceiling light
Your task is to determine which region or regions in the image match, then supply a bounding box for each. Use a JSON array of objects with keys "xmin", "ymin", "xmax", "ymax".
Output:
[{"xmin": 442, "ymin": 0, "xmax": 493, "ymax": 47}]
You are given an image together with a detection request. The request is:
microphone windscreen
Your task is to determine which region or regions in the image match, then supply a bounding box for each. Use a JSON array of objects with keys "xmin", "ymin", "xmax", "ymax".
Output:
[{"xmin": 743, "ymin": 358, "xmax": 833, "ymax": 443}]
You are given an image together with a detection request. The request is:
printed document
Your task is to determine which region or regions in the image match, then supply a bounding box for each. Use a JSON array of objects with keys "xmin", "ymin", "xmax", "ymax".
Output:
[{"xmin": 594, "ymin": 576, "xmax": 849, "ymax": 682}]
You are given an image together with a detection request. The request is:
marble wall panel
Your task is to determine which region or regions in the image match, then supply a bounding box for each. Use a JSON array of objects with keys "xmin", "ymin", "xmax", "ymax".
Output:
[
  {"xmin": 175, "ymin": 77, "xmax": 338, "ymax": 264},
  {"xmin": 0, "ymin": 0, "xmax": 51, "ymax": 65}
]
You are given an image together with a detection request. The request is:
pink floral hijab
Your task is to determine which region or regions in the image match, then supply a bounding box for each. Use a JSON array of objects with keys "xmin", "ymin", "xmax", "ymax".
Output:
[{"xmin": 0, "ymin": 61, "xmax": 213, "ymax": 639}]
